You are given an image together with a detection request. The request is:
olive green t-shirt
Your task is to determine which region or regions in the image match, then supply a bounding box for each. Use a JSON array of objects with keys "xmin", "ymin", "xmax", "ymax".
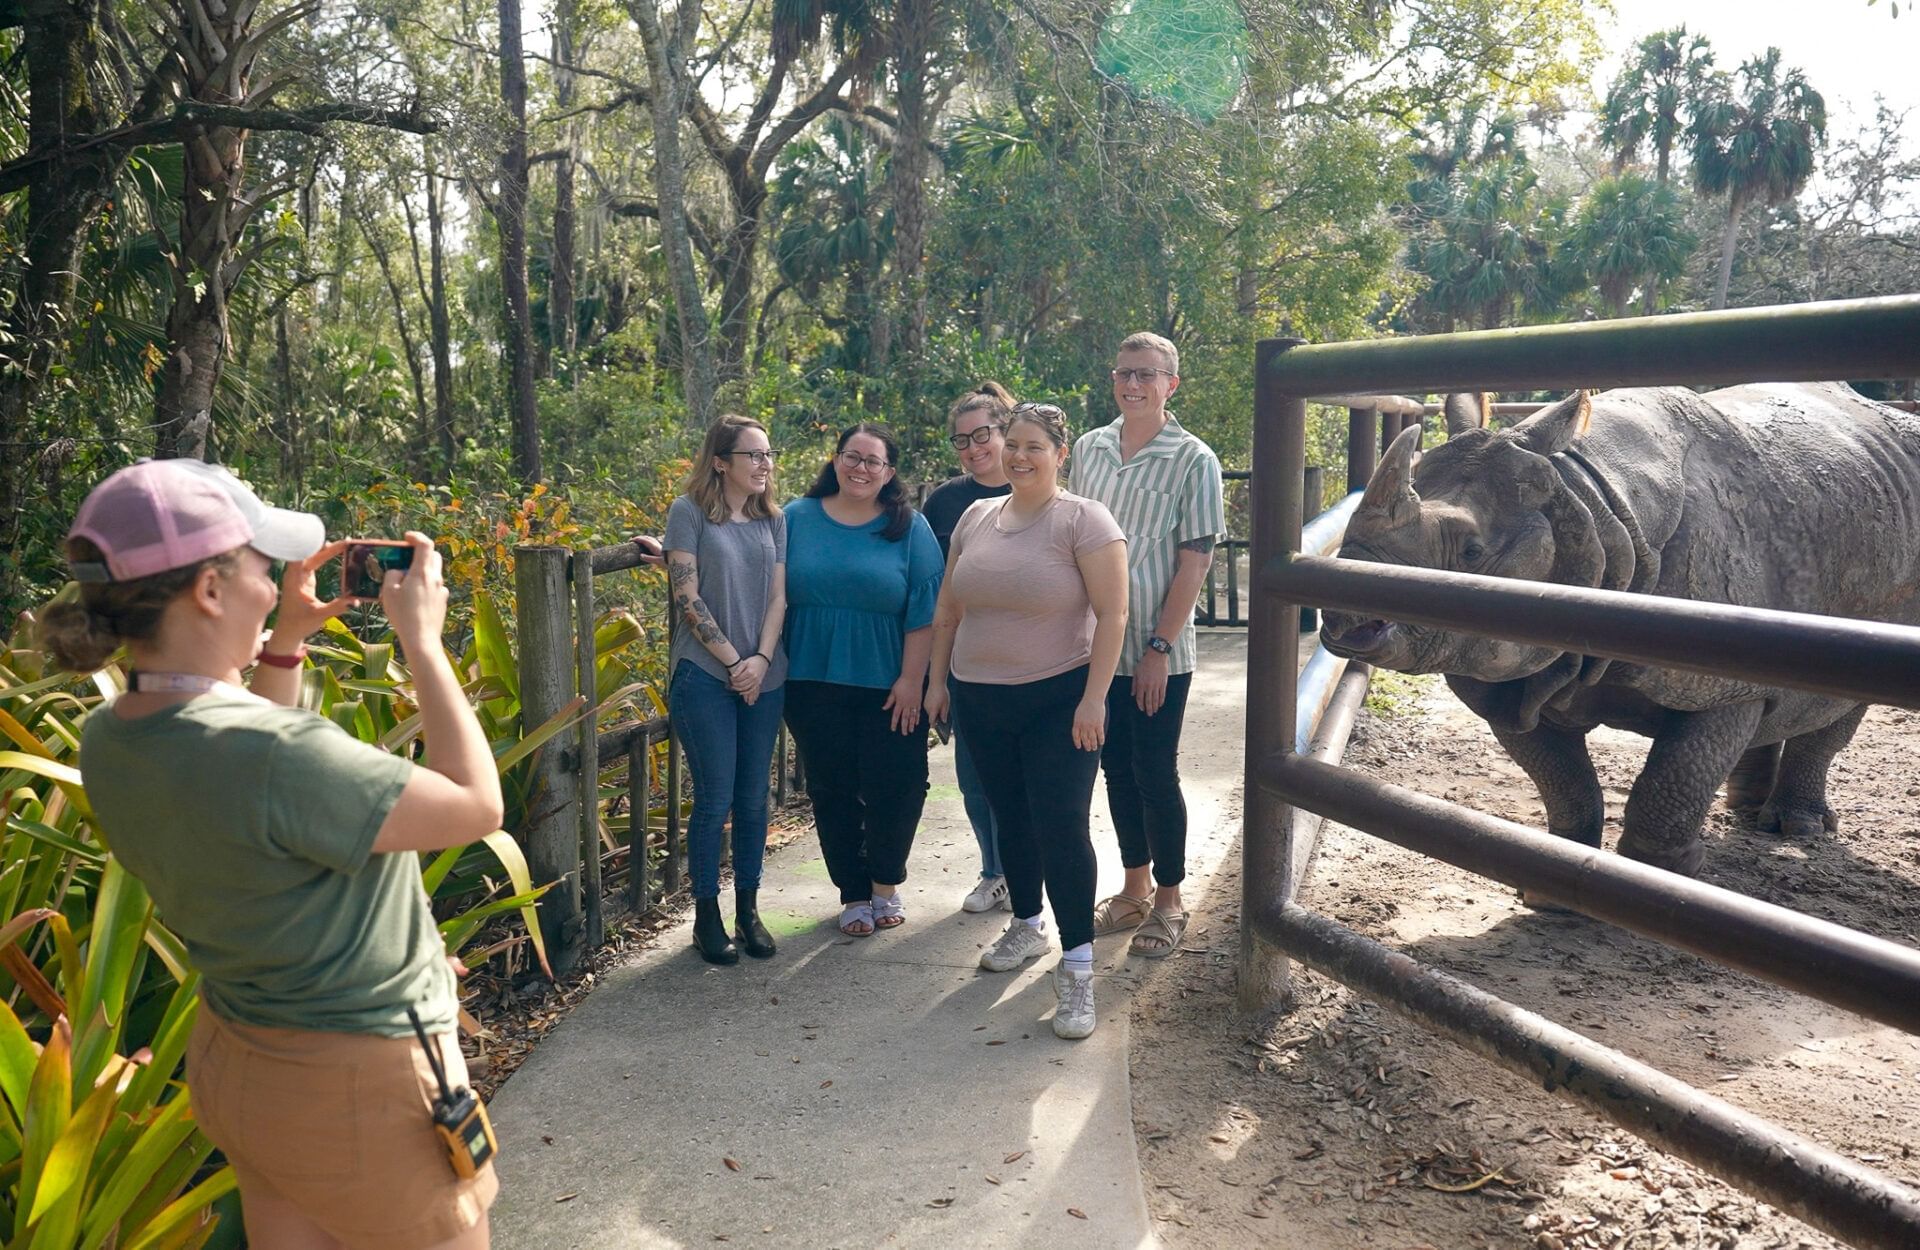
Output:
[{"xmin": 80, "ymin": 690, "xmax": 456, "ymax": 1038}]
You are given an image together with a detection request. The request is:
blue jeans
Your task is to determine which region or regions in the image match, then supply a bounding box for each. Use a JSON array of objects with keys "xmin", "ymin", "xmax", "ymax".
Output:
[
  {"xmin": 951, "ymin": 705, "xmax": 1002, "ymax": 878},
  {"xmin": 670, "ymin": 661, "xmax": 786, "ymax": 900}
]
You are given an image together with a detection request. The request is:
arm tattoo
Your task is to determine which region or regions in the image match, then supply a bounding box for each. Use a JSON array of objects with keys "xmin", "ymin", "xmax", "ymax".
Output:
[
  {"xmin": 668, "ymin": 560, "xmax": 696, "ymax": 592},
  {"xmin": 683, "ymin": 597, "xmax": 725, "ymax": 645},
  {"xmin": 1178, "ymin": 535, "xmax": 1217, "ymax": 556},
  {"xmin": 669, "ymin": 553, "xmax": 729, "ymax": 646}
]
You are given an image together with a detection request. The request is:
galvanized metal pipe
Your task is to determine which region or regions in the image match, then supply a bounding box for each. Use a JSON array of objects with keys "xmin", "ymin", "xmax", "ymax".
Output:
[
  {"xmin": 1287, "ymin": 661, "xmax": 1373, "ymax": 897},
  {"xmin": 1259, "ymin": 752, "xmax": 1920, "ymax": 1036},
  {"xmin": 1315, "ymin": 393, "xmax": 1427, "ymax": 415},
  {"xmin": 1266, "ymin": 554, "xmax": 1920, "ymax": 711},
  {"xmin": 1269, "ymin": 295, "xmax": 1920, "ymax": 394},
  {"xmin": 1269, "ymin": 903, "xmax": 1920, "ymax": 1250}
]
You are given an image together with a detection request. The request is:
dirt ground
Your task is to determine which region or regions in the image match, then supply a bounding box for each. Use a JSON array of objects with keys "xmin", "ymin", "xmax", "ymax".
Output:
[{"xmin": 1129, "ymin": 673, "xmax": 1920, "ymax": 1249}]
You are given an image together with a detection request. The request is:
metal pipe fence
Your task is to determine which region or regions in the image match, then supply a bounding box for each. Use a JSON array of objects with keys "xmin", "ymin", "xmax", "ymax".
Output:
[{"xmin": 1243, "ymin": 294, "xmax": 1920, "ymax": 1247}]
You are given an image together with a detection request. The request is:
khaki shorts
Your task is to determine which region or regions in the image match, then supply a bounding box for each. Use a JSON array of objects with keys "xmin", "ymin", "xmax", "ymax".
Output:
[{"xmin": 187, "ymin": 1006, "xmax": 498, "ymax": 1249}]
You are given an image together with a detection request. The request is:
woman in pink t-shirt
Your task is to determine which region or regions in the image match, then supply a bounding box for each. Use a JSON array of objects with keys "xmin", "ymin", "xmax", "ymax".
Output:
[{"xmin": 925, "ymin": 402, "xmax": 1127, "ymax": 1040}]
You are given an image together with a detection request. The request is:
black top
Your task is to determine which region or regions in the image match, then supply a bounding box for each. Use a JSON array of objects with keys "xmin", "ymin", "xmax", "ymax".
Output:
[{"xmin": 921, "ymin": 474, "xmax": 1013, "ymax": 558}]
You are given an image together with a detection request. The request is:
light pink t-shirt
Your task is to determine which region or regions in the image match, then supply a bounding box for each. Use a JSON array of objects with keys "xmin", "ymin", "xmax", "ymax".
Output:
[{"xmin": 947, "ymin": 491, "xmax": 1126, "ymax": 684}]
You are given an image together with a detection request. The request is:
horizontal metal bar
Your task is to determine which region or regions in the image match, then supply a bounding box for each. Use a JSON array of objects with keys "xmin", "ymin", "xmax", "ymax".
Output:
[
  {"xmin": 1309, "ymin": 393, "xmax": 1428, "ymax": 415},
  {"xmin": 1267, "ymin": 296, "xmax": 1920, "ymax": 394},
  {"xmin": 1267, "ymin": 903, "xmax": 1920, "ymax": 1250},
  {"xmin": 1264, "ymin": 555, "xmax": 1920, "ymax": 711},
  {"xmin": 588, "ymin": 540, "xmax": 657, "ymax": 577},
  {"xmin": 1259, "ymin": 752, "xmax": 1920, "ymax": 1035},
  {"xmin": 1223, "ymin": 469, "xmax": 1251, "ymax": 481}
]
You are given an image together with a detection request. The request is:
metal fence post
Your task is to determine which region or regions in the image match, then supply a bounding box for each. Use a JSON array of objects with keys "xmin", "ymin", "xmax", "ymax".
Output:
[
  {"xmin": 1347, "ymin": 406, "xmax": 1378, "ymax": 493},
  {"xmin": 513, "ymin": 545, "xmax": 584, "ymax": 975},
  {"xmin": 1239, "ymin": 339, "xmax": 1306, "ymax": 1016},
  {"xmin": 571, "ymin": 553, "xmax": 602, "ymax": 949}
]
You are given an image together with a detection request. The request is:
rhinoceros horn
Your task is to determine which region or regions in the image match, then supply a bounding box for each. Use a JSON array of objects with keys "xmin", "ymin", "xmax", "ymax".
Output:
[
  {"xmin": 1358, "ymin": 424, "xmax": 1423, "ymax": 529},
  {"xmin": 1442, "ymin": 392, "xmax": 1491, "ymax": 437}
]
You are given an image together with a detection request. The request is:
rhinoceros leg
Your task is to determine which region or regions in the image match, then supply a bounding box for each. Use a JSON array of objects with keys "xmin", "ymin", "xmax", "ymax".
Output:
[
  {"xmin": 1488, "ymin": 721, "xmax": 1605, "ymax": 848},
  {"xmin": 1619, "ymin": 701, "xmax": 1766, "ymax": 875},
  {"xmin": 1757, "ymin": 704, "xmax": 1867, "ymax": 838},
  {"xmin": 1724, "ymin": 743, "xmax": 1781, "ymax": 814}
]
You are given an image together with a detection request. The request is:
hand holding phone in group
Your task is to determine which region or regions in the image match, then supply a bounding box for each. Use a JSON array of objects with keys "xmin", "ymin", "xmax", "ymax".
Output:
[{"xmin": 343, "ymin": 540, "xmax": 416, "ymax": 600}]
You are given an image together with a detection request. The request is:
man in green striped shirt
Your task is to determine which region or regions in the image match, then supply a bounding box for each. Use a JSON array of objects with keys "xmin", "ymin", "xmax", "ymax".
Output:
[{"xmin": 1071, "ymin": 331, "xmax": 1226, "ymax": 959}]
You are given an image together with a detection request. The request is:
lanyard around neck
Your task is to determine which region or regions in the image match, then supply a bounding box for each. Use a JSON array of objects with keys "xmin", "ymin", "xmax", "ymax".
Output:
[{"xmin": 127, "ymin": 672, "xmax": 262, "ymax": 703}]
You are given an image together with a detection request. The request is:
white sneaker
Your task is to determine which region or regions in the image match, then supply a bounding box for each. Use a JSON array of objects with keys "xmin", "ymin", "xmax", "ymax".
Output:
[
  {"xmin": 962, "ymin": 875, "xmax": 1010, "ymax": 913},
  {"xmin": 980, "ymin": 920, "xmax": 1052, "ymax": 972},
  {"xmin": 1052, "ymin": 963, "xmax": 1096, "ymax": 1040}
]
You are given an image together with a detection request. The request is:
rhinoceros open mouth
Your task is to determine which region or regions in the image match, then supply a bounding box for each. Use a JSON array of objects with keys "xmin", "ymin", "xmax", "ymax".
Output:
[{"xmin": 1324, "ymin": 618, "xmax": 1396, "ymax": 656}]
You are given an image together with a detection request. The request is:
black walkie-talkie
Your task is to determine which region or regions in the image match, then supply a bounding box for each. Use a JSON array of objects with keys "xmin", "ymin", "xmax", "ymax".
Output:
[{"xmin": 408, "ymin": 1008, "xmax": 498, "ymax": 1179}]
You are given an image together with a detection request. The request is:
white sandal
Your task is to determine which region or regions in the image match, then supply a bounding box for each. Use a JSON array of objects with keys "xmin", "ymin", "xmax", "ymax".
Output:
[{"xmin": 838, "ymin": 901, "xmax": 875, "ymax": 937}]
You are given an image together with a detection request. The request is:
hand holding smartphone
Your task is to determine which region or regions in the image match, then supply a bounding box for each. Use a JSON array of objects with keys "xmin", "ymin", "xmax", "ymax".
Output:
[{"xmin": 342, "ymin": 540, "xmax": 416, "ymax": 601}]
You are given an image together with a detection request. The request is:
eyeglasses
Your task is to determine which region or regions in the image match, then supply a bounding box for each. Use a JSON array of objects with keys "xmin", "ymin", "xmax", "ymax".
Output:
[
  {"xmin": 948, "ymin": 424, "xmax": 1002, "ymax": 451},
  {"xmin": 838, "ymin": 451, "xmax": 892, "ymax": 474},
  {"xmin": 1111, "ymin": 368, "xmax": 1174, "ymax": 384},
  {"xmin": 721, "ymin": 449, "xmax": 776, "ymax": 466}
]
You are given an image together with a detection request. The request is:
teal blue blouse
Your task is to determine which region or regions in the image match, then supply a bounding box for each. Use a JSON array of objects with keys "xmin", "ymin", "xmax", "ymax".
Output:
[{"xmin": 783, "ymin": 497, "xmax": 944, "ymax": 689}]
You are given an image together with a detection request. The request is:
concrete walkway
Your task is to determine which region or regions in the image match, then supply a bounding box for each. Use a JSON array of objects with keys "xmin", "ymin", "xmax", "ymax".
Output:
[{"xmin": 487, "ymin": 633, "xmax": 1251, "ymax": 1249}]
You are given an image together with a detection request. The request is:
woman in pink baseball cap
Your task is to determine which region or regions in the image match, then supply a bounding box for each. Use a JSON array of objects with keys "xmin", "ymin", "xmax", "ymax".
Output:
[{"xmin": 40, "ymin": 459, "xmax": 504, "ymax": 1250}]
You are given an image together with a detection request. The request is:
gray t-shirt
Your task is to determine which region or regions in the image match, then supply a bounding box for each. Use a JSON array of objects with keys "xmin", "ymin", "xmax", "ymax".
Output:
[{"xmin": 664, "ymin": 494, "xmax": 789, "ymax": 689}]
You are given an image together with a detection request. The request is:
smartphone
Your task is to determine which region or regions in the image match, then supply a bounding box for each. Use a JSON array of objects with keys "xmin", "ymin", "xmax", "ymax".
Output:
[{"xmin": 342, "ymin": 540, "xmax": 414, "ymax": 601}]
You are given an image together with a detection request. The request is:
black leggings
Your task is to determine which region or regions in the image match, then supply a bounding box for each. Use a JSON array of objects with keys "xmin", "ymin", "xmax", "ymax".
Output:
[
  {"xmin": 783, "ymin": 680, "xmax": 929, "ymax": 903},
  {"xmin": 950, "ymin": 667, "xmax": 1100, "ymax": 949}
]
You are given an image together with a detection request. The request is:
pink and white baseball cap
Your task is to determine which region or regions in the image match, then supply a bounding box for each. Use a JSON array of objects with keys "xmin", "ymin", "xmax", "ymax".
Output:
[{"xmin": 68, "ymin": 459, "xmax": 325, "ymax": 583}]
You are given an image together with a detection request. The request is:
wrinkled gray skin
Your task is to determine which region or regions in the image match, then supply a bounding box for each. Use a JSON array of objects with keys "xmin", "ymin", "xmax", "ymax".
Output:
[{"xmin": 1322, "ymin": 384, "xmax": 1920, "ymax": 875}]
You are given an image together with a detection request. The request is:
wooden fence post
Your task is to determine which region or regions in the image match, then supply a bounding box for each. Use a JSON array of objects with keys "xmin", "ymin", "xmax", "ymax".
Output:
[
  {"xmin": 627, "ymin": 730, "xmax": 652, "ymax": 913},
  {"xmin": 572, "ymin": 553, "xmax": 602, "ymax": 950},
  {"xmin": 514, "ymin": 545, "xmax": 584, "ymax": 976}
]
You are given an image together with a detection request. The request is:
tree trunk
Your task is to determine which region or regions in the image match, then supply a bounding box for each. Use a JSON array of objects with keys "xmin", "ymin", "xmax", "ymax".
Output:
[
  {"xmin": 497, "ymin": 0, "xmax": 542, "ymax": 481},
  {"xmin": 356, "ymin": 204, "xmax": 431, "ymax": 469},
  {"xmin": 550, "ymin": 0, "xmax": 580, "ymax": 365},
  {"xmin": 275, "ymin": 308, "xmax": 303, "ymax": 489},
  {"xmin": 887, "ymin": 0, "xmax": 935, "ymax": 359},
  {"xmin": 631, "ymin": 0, "xmax": 718, "ymax": 426},
  {"xmin": 1712, "ymin": 189, "xmax": 1745, "ymax": 310},
  {"xmin": 425, "ymin": 163, "xmax": 457, "ymax": 477}
]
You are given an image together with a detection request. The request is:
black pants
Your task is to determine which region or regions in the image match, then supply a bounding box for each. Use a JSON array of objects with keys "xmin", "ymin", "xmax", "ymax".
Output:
[
  {"xmin": 951, "ymin": 667, "xmax": 1100, "ymax": 950},
  {"xmin": 1102, "ymin": 670, "xmax": 1194, "ymax": 887},
  {"xmin": 783, "ymin": 680, "xmax": 929, "ymax": 903}
]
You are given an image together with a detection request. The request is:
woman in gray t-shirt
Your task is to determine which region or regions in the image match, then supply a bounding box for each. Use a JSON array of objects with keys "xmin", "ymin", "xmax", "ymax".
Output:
[{"xmin": 664, "ymin": 415, "xmax": 789, "ymax": 965}]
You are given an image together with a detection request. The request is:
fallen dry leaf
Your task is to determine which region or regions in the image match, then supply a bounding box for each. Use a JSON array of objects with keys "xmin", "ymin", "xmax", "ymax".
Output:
[
  {"xmin": 986, "ymin": 1040, "xmax": 1005, "ymax": 1046},
  {"xmin": 723, "ymin": 1157, "xmax": 742, "ymax": 1172},
  {"xmin": 1004, "ymin": 1151, "xmax": 1027, "ymax": 1164},
  {"xmin": 820, "ymin": 1080, "xmax": 833, "ymax": 1088},
  {"xmin": 1068, "ymin": 1207, "xmax": 1088, "ymax": 1220},
  {"xmin": 554, "ymin": 1193, "xmax": 578, "ymax": 1203},
  {"xmin": 985, "ymin": 1175, "xmax": 1001, "ymax": 1185},
  {"xmin": 928, "ymin": 1197, "xmax": 955, "ymax": 1209}
]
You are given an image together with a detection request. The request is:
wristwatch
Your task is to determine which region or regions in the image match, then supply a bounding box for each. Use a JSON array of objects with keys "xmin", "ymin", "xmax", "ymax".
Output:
[{"xmin": 1146, "ymin": 635, "xmax": 1173, "ymax": 656}]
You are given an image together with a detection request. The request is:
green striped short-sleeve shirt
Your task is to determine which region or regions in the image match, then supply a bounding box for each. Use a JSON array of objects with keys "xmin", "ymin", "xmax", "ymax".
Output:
[{"xmin": 1070, "ymin": 414, "xmax": 1226, "ymax": 676}]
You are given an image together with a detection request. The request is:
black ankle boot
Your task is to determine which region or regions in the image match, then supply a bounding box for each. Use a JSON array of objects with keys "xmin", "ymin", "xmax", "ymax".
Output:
[
  {"xmin": 692, "ymin": 897, "xmax": 739, "ymax": 965},
  {"xmin": 735, "ymin": 889, "xmax": 777, "ymax": 959}
]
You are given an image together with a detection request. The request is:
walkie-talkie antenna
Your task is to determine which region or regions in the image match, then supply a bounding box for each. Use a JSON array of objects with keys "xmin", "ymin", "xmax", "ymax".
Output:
[{"xmin": 407, "ymin": 1007, "xmax": 457, "ymax": 1101}]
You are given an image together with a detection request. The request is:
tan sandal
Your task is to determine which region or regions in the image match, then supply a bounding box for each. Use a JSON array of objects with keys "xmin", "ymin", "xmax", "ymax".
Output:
[
  {"xmin": 1129, "ymin": 909, "xmax": 1189, "ymax": 958},
  {"xmin": 1092, "ymin": 892, "xmax": 1153, "ymax": 937}
]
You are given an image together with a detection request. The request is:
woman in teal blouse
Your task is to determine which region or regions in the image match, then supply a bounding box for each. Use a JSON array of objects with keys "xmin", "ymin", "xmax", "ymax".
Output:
[{"xmin": 783, "ymin": 422, "xmax": 944, "ymax": 936}]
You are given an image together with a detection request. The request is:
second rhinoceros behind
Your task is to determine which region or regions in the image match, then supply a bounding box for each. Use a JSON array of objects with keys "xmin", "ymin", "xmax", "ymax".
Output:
[{"xmin": 1320, "ymin": 383, "xmax": 1920, "ymax": 875}]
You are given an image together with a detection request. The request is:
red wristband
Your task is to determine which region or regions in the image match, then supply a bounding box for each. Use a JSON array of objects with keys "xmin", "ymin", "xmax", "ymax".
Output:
[{"xmin": 256, "ymin": 645, "xmax": 307, "ymax": 669}]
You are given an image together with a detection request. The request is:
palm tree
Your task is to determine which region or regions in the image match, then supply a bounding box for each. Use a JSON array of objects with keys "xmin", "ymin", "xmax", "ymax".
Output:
[
  {"xmin": 770, "ymin": 119, "xmax": 893, "ymax": 371},
  {"xmin": 1559, "ymin": 174, "xmax": 1696, "ymax": 317},
  {"xmin": 1598, "ymin": 28, "xmax": 1715, "ymax": 185},
  {"xmin": 1406, "ymin": 157, "xmax": 1565, "ymax": 331},
  {"xmin": 1691, "ymin": 48, "xmax": 1827, "ymax": 309}
]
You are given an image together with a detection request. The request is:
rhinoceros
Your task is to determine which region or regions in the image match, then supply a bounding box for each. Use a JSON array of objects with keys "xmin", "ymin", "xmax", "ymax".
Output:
[{"xmin": 1320, "ymin": 383, "xmax": 1920, "ymax": 875}]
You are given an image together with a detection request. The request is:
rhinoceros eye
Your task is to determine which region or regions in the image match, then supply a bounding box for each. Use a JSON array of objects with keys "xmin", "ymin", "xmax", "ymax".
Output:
[{"xmin": 1461, "ymin": 540, "xmax": 1486, "ymax": 564}]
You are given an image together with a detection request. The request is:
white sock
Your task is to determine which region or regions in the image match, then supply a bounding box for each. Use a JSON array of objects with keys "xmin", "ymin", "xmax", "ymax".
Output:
[
  {"xmin": 1021, "ymin": 913, "xmax": 1046, "ymax": 930},
  {"xmin": 1063, "ymin": 943, "xmax": 1093, "ymax": 972}
]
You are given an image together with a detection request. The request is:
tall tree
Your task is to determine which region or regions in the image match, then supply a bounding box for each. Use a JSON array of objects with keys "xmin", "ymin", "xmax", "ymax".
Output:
[
  {"xmin": 548, "ymin": 0, "xmax": 581, "ymax": 365},
  {"xmin": 497, "ymin": 0, "xmax": 541, "ymax": 479},
  {"xmin": 1559, "ymin": 173, "xmax": 1695, "ymax": 317},
  {"xmin": 1691, "ymin": 48, "xmax": 1827, "ymax": 310},
  {"xmin": 1598, "ymin": 27, "xmax": 1714, "ymax": 184}
]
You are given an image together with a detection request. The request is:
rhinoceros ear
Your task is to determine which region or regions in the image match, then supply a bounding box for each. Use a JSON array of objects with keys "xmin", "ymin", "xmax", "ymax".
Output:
[
  {"xmin": 1508, "ymin": 390, "xmax": 1592, "ymax": 456},
  {"xmin": 1358, "ymin": 424, "xmax": 1422, "ymax": 527},
  {"xmin": 1442, "ymin": 392, "xmax": 1490, "ymax": 437}
]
